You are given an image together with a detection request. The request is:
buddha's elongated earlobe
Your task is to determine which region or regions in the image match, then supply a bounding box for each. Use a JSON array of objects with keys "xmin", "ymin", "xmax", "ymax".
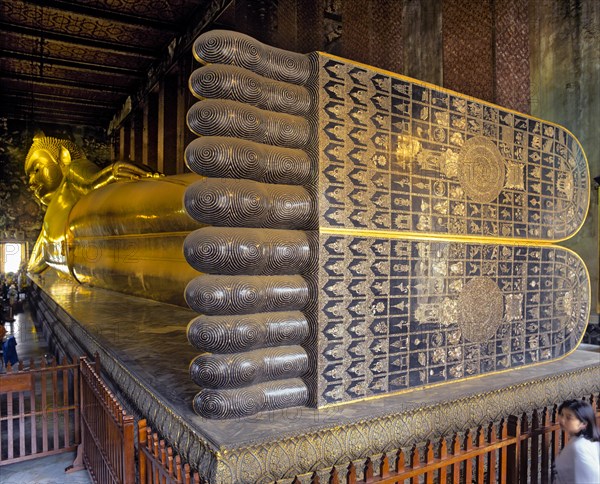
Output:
[{"xmin": 58, "ymin": 145, "xmax": 72, "ymax": 173}]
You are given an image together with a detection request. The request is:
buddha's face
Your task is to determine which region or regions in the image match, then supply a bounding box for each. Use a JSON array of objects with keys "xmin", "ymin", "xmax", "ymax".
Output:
[{"xmin": 26, "ymin": 149, "xmax": 64, "ymax": 206}]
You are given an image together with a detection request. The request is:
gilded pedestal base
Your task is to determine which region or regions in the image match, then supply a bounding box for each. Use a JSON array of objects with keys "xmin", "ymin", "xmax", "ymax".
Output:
[{"xmin": 29, "ymin": 273, "xmax": 600, "ymax": 483}]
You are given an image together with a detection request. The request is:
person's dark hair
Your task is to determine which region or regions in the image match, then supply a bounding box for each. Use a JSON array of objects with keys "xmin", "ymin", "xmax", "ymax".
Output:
[{"xmin": 558, "ymin": 399, "xmax": 600, "ymax": 441}]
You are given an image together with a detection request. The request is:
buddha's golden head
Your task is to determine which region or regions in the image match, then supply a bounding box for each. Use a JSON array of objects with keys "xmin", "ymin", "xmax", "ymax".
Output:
[{"xmin": 25, "ymin": 133, "xmax": 84, "ymax": 206}]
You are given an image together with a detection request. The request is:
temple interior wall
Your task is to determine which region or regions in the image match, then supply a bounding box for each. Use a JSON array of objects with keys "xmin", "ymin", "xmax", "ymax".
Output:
[{"xmin": 527, "ymin": 0, "xmax": 599, "ymax": 316}]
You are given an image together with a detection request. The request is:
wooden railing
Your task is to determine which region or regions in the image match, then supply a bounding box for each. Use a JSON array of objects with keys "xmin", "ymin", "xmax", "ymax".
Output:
[
  {"xmin": 138, "ymin": 419, "xmax": 202, "ymax": 484},
  {"xmin": 79, "ymin": 356, "xmax": 135, "ymax": 484},
  {"xmin": 511, "ymin": 394, "xmax": 599, "ymax": 484},
  {"xmin": 0, "ymin": 357, "xmax": 79, "ymax": 465},
  {"xmin": 285, "ymin": 394, "xmax": 600, "ymax": 484},
  {"xmin": 308, "ymin": 422, "xmax": 516, "ymax": 484},
  {"xmin": 2, "ymin": 351, "xmax": 598, "ymax": 484}
]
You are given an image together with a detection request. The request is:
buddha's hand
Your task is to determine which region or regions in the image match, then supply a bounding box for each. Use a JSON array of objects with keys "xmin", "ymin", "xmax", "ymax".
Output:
[
  {"xmin": 91, "ymin": 161, "xmax": 162, "ymax": 190},
  {"xmin": 110, "ymin": 161, "xmax": 161, "ymax": 181},
  {"xmin": 28, "ymin": 234, "xmax": 49, "ymax": 274}
]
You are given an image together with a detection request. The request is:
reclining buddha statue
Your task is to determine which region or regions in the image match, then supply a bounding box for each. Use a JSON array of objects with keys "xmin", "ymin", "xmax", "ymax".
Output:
[
  {"xmin": 25, "ymin": 29, "xmax": 591, "ymax": 420},
  {"xmin": 25, "ymin": 133, "xmax": 201, "ymax": 306}
]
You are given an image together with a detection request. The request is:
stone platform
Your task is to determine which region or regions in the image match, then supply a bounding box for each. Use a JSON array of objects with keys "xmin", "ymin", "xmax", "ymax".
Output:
[{"xmin": 29, "ymin": 273, "xmax": 600, "ymax": 483}]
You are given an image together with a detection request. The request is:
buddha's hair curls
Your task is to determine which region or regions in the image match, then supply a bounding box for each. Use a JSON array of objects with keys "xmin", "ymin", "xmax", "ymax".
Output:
[{"xmin": 25, "ymin": 133, "xmax": 85, "ymax": 173}]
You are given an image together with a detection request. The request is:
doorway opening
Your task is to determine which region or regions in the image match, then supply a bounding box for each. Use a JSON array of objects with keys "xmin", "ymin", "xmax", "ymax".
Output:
[{"xmin": 2, "ymin": 242, "xmax": 24, "ymax": 274}]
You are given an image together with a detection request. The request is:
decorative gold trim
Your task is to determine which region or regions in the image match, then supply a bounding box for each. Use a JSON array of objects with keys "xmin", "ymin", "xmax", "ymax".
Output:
[
  {"xmin": 320, "ymin": 227, "xmax": 579, "ymax": 247},
  {"xmin": 73, "ymin": 231, "xmax": 193, "ymax": 240},
  {"xmin": 223, "ymin": 365, "xmax": 600, "ymax": 483}
]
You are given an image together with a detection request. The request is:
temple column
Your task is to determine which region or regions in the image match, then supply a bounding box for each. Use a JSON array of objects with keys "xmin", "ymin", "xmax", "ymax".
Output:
[
  {"xmin": 119, "ymin": 121, "xmax": 131, "ymax": 161},
  {"xmin": 110, "ymin": 131, "xmax": 119, "ymax": 162},
  {"xmin": 158, "ymin": 75, "xmax": 177, "ymax": 175},
  {"xmin": 177, "ymin": 56, "xmax": 195, "ymax": 174},
  {"xmin": 142, "ymin": 92, "xmax": 158, "ymax": 171},
  {"xmin": 130, "ymin": 109, "xmax": 144, "ymax": 164}
]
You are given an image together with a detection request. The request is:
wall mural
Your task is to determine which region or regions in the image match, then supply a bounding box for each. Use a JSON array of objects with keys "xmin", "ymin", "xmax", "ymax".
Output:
[
  {"xmin": 1, "ymin": 125, "xmax": 44, "ymax": 244},
  {"xmin": 183, "ymin": 31, "xmax": 590, "ymax": 418}
]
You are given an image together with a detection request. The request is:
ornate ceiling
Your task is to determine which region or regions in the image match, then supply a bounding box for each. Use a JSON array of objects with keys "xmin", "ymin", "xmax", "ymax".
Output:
[{"xmin": 0, "ymin": 0, "xmax": 229, "ymax": 129}]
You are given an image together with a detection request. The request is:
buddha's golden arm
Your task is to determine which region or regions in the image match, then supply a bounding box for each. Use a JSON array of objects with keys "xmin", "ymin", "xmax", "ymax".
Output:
[
  {"xmin": 88, "ymin": 161, "xmax": 158, "ymax": 191},
  {"xmin": 28, "ymin": 232, "xmax": 49, "ymax": 274}
]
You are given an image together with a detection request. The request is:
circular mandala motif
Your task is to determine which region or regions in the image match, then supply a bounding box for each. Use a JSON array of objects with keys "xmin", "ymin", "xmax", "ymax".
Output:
[
  {"xmin": 457, "ymin": 277, "xmax": 504, "ymax": 343},
  {"xmin": 457, "ymin": 136, "xmax": 505, "ymax": 203},
  {"xmin": 433, "ymin": 180, "xmax": 446, "ymax": 197}
]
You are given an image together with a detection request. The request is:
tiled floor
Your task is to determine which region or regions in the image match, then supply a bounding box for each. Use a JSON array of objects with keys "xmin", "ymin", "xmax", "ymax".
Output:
[
  {"xmin": 1, "ymin": 300, "xmax": 92, "ymax": 484},
  {"xmin": 0, "ymin": 452, "xmax": 90, "ymax": 484},
  {"xmin": 2, "ymin": 298, "xmax": 48, "ymax": 367}
]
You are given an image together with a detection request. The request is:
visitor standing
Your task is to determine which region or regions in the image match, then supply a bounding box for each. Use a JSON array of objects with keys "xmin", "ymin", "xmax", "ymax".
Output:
[
  {"xmin": 7, "ymin": 284, "xmax": 18, "ymax": 320},
  {"xmin": 2, "ymin": 334, "xmax": 18, "ymax": 367},
  {"xmin": 553, "ymin": 399, "xmax": 600, "ymax": 483},
  {"xmin": 0, "ymin": 277, "xmax": 7, "ymax": 301}
]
